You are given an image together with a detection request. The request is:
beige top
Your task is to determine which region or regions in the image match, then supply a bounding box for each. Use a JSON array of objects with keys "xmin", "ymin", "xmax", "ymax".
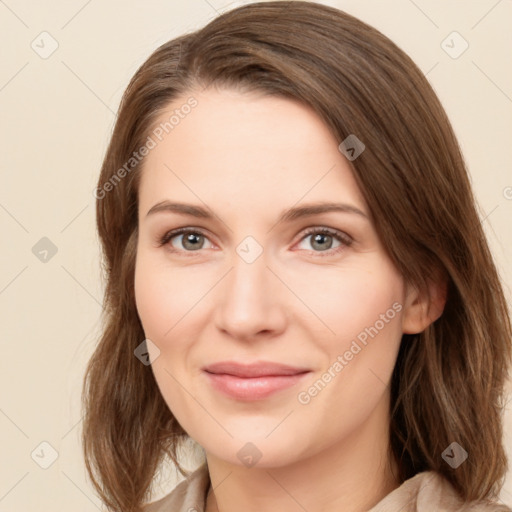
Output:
[{"xmin": 143, "ymin": 463, "xmax": 511, "ymax": 512}]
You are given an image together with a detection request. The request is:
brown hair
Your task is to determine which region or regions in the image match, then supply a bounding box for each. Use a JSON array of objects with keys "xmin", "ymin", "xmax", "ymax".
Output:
[{"xmin": 82, "ymin": 1, "xmax": 512, "ymax": 510}]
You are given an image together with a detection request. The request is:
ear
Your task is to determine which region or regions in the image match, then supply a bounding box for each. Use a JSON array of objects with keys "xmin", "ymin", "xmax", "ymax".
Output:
[{"xmin": 401, "ymin": 269, "xmax": 448, "ymax": 335}]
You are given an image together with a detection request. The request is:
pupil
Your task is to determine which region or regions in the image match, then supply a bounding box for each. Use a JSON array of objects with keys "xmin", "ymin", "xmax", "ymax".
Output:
[
  {"xmin": 313, "ymin": 233, "xmax": 332, "ymax": 251},
  {"xmin": 184, "ymin": 233, "xmax": 202, "ymax": 250}
]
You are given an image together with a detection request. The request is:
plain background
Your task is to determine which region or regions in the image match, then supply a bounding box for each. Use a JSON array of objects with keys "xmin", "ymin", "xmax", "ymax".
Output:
[{"xmin": 1, "ymin": 0, "xmax": 511, "ymax": 509}]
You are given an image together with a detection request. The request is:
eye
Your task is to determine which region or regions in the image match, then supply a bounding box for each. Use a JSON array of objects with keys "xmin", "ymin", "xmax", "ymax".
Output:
[
  {"xmin": 157, "ymin": 226, "xmax": 353, "ymax": 257},
  {"xmin": 295, "ymin": 227, "xmax": 352, "ymax": 257},
  {"xmin": 158, "ymin": 227, "xmax": 214, "ymax": 253}
]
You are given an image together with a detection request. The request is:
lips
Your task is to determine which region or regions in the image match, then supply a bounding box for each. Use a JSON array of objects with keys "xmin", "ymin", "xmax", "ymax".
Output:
[
  {"xmin": 203, "ymin": 361, "xmax": 310, "ymax": 377},
  {"xmin": 202, "ymin": 361, "xmax": 311, "ymax": 400}
]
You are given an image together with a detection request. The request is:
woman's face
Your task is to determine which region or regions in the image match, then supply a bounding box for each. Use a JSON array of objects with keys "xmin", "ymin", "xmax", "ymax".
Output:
[{"xmin": 134, "ymin": 87, "xmax": 415, "ymax": 468}]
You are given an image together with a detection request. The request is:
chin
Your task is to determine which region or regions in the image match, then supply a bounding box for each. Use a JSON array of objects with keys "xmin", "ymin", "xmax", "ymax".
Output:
[{"xmin": 193, "ymin": 422, "xmax": 311, "ymax": 469}]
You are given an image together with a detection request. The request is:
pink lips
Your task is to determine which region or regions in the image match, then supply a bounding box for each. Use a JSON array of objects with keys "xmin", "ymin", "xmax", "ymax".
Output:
[{"xmin": 203, "ymin": 361, "xmax": 311, "ymax": 400}]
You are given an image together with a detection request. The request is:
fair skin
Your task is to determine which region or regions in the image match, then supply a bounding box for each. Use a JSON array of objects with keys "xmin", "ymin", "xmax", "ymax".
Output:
[{"xmin": 134, "ymin": 86, "xmax": 445, "ymax": 512}]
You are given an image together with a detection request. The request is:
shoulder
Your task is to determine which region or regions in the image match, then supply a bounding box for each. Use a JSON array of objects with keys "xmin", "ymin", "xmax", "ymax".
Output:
[
  {"xmin": 370, "ymin": 470, "xmax": 511, "ymax": 512},
  {"xmin": 142, "ymin": 463, "xmax": 210, "ymax": 512},
  {"xmin": 415, "ymin": 471, "xmax": 511, "ymax": 512}
]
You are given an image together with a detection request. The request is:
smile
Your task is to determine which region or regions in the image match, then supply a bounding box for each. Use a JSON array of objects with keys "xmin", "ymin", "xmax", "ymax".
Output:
[{"xmin": 202, "ymin": 361, "xmax": 311, "ymax": 401}]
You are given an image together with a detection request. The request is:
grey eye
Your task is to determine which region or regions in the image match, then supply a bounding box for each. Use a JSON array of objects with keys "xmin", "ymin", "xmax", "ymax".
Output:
[{"xmin": 171, "ymin": 232, "xmax": 211, "ymax": 251}]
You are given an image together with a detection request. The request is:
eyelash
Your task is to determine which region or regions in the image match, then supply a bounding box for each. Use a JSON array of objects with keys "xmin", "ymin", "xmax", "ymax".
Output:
[{"xmin": 157, "ymin": 226, "xmax": 353, "ymax": 258}]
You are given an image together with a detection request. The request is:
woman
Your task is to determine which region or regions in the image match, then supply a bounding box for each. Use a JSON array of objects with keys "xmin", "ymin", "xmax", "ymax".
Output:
[{"xmin": 82, "ymin": 2, "xmax": 512, "ymax": 511}]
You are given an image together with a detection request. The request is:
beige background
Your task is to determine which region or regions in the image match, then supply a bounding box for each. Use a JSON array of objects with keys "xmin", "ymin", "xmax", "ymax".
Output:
[{"xmin": 1, "ymin": 0, "xmax": 511, "ymax": 509}]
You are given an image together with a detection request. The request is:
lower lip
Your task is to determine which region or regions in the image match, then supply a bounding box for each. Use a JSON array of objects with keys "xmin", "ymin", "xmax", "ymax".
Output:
[{"xmin": 204, "ymin": 372, "xmax": 310, "ymax": 400}]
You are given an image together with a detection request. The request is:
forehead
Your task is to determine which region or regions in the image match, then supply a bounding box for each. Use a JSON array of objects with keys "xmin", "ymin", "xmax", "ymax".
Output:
[{"xmin": 138, "ymin": 87, "xmax": 367, "ymax": 218}]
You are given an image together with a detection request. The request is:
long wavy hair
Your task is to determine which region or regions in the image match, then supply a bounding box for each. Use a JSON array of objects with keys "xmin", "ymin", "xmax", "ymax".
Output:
[{"xmin": 81, "ymin": 2, "xmax": 512, "ymax": 511}]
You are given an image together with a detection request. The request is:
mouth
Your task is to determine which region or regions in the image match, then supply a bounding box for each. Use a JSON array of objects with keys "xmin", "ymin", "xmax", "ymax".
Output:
[{"xmin": 202, "ymin": 361, "xmax": 311, "ymax": 401}]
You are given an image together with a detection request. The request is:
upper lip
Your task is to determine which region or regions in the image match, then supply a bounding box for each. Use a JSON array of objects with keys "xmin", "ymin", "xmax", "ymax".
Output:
[{"xmin": 203, "ymin": 361, "xmax": 310, "ymax": 378}]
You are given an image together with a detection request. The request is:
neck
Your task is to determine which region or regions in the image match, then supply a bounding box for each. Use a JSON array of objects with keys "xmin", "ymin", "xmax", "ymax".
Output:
[{"xmin": 205, "ymin": 395, "xmax": 401, "ymax": 512}]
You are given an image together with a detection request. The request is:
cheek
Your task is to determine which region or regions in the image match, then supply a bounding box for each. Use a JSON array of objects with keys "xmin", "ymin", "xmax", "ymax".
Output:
[
  {"xmin": 292, "ymin": 267, "xmax": 404, "ymax": 438},
  {"xmin": 134, "ymin": 255, "xmax": 205, "ymax": 341},
  {"xmin": 293, "ymin": 261, "xmax": 405, "ymax": 408},
  {"xmin": 134, "ymin": 257, "xmax": 201, "ymax": 418},
  {"xmin": 134, "ymin": 262, "xmax": 169, "ymax": 339},
  {"xmin": 289, "ymin": 262, "xmax": 404, "ymax": 345}
]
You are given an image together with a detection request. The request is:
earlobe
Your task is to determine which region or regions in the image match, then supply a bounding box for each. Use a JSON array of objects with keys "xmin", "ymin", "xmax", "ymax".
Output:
[{"xmin": 401, "ymin": 272, "xmax": 448, "ymax": 335}]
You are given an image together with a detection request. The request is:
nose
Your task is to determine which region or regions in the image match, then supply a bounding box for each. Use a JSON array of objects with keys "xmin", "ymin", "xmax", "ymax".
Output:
[{"xmin": 213, "ymin": 248, "xmax": 288, "ymax": 342}]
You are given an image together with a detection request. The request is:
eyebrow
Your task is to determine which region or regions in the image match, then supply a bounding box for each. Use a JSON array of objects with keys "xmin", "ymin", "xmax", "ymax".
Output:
[{"xmin": 146, "ymin": 200, "xmax": 369, "ymax": 223}]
